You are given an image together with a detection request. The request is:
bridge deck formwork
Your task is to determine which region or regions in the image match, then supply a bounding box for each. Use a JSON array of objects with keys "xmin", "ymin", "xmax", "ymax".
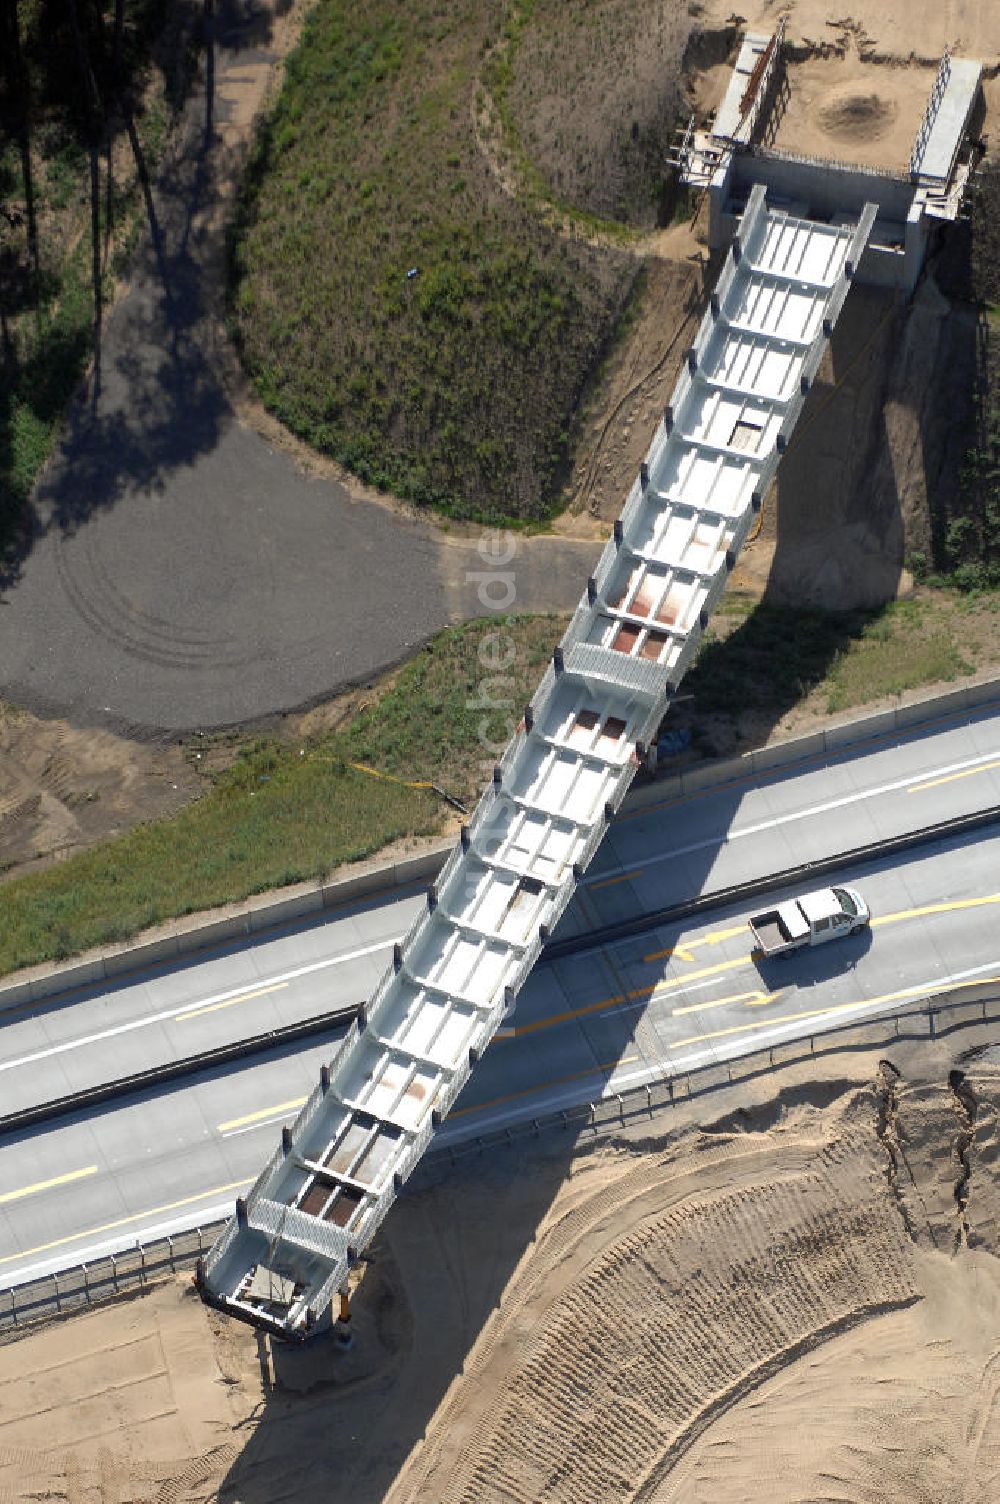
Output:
[{"xmin": 198, "ymin": 185, "xmax": 875, "ymax": 1339}]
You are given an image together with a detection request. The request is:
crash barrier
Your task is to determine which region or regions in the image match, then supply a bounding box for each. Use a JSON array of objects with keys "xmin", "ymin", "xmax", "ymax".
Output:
[{"xmin": 4, "ymin": 982, "xmax": 998, "ymax": 1340}]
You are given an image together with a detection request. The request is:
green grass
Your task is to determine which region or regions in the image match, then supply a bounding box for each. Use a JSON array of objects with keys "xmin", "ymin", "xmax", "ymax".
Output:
[
  {"xmin": 823, "ymin": 608, "xmax": 972, "ymax": 714},
  {"xmin": 0, "ymin": 615, "xmax": 563, "ymax": 977},
  {"xmin": 684, "ymin": 596, "xmax": 975, "ymax": 727},
  {"xmin": 488, "ymin": 0, "xmax": 688, "ymax": 232},
  {"xmin": 903, "ymin": 306, "xmax": 1000, "ymax": 593},
  {"xmin": 918, "ymin": 168, "xmax": 1000, "ymax": 592},
  {"xmin": 228, "ymin": 0, "xmax": 636, "ymax": 524},
  {"xmin": 481, "ymin": 0, "xmax": 640, "ymax": 238},
  {"xmin": 0, "ymin": 595, "xmax": 990, "ymax": 980}
]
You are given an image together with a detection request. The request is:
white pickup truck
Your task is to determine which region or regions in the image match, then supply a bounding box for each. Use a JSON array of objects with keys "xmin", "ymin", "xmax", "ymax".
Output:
[{"xmin": 749, "ymin": 886, "xmax": 870, "ymax": 959}]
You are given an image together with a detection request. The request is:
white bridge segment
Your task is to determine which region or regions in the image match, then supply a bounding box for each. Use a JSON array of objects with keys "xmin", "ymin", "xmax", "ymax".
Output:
[{"xmin": 198, "ymin": 186, "xmax": 876, "ymax": 1339}]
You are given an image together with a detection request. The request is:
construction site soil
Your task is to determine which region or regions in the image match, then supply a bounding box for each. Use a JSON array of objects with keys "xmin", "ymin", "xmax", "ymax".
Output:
[
  {"xmin": 3, "ymin": 1029, "xmax": 1000, "ymax": 1503},
  {"xmin": 4, "ymin": 12, "xmax": 1000, "ymax": 1496}
]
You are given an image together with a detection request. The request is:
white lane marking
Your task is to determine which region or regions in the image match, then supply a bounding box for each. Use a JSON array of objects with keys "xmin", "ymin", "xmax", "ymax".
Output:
[
  {"xmin": 586, "ymin": 745, "xmax": 1000, "ymax": 884},
  {"xmin": 0, "ymin": 938, "xmax": 392, "ymax": 1075},
  {"xmin": 498, "ymin": 969, "xmax": 749, "ymax": 1040},
  {"xmin": 7, "ymin": 953, "xmax": 1000, "ymax": 1288},
  {"xmin": 10, "ymin": 745, "xmax": 998, "ymax": 1075}
]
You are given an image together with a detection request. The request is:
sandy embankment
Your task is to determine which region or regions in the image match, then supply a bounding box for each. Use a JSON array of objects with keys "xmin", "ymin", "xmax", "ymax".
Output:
[{"xmin": 3, "ymin": 1030, "xmax": 1000, "ymax": 1503}]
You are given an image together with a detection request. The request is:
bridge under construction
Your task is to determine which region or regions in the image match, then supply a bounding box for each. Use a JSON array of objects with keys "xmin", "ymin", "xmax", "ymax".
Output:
[{"xmin": 197, "ymin": 28, "xmax": 983, "ymax": 1340}]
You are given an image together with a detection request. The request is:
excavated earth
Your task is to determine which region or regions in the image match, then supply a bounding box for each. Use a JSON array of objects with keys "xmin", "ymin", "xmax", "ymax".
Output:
[{"xmin": 4, "ymin": 1029, "xmax": 1000, "ymax": 1503}]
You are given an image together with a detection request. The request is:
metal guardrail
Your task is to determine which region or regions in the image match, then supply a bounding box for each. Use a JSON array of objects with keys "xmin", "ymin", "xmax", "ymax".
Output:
[
  {"xmin": 0, "ymin": 1006, "xmax": 359, "ymax": 1139},
  {"xmin": 547, "ymin": 803, "xmax": 1000, "ymax": 961},
  {"xmin": 5, "ymin": 985, "xmax": 1000, "ymax": 1339},
  {"xmin": 419, "ymin": 986, "xmax": 1000, "ymax": 1176},
  {"xmin": 10, "ymin": 799, "xmax": 988, "ymax": 1148},
  {"xmin": 0, "ymin": 1222, "xmax": 226, "ymax": 1340}
]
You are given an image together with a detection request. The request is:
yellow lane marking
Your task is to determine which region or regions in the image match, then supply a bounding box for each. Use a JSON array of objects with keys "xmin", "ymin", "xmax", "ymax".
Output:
[
  {"xmin": 446, "ymin": 970, "xmax": 1000, "ymax": 1130},
  {"xmin": 217, "ymin": 1097, "xmax": 307, "ymax": 1134},
  {"xmin": 175, "ymin": 981, "xmax": 289, "ymax": 1022},
  {"xmin": 671, "ymin": 973, "xmax": 1000, "ymax": 1053},
  {"xmin": 672, "ymin": 989, "xmax": 772, "ymax": 1017},
  {"xmin": 871, "ymin": 894, "xmax": 1000, "ymax": 929},
  {"xmin": 508, "ymin": 894, "xmax": 1000, "ymax": 1046},
  {"xmin": 0, "ymin": 1179, "xmax": 253, "ymax": 1269},
  {"xmin": 502, "ymin": 954, "xmax": 755, "ymax": 1041},
  {"xmin": 669, "ymin": 1004, "xmax": 862, "ymax": 1052},
  {"xmin": 645, "ymin": 893, "xmax": 999, "ymax": 973},
  {"xmin": 743, "ymin": 991, "xmax": 786, "ymax": 1008},
  {"xmin": 450, "ymin": 1055, "xmax": 641, "ymax": 1120},
  {"xmin": 908, "ymin": 759, "xmax": 1000, "ymax": 794},
  {"xmin": 589, "ymin": 869, "xmax": 643, "ymax": 892},
  {"xmin": 828, "ymin": 973, "xmax": 1000, "ymax": 1016},
  {"xmin": 0, "ymin": 1165, "xmax": 99, "ymax": 1208},
  {"xmin": 645, "ymin": 924, "xmax": 747, "ymax": 965},
  {"xmin": 645, "ymin": 954, "xmax": 752, "ymax": 997}
]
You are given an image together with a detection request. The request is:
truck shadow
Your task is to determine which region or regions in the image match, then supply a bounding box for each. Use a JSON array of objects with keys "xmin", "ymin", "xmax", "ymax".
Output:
[{"xmin": 753, "ymin": 924, "xmax": 874, "ymax": 991}]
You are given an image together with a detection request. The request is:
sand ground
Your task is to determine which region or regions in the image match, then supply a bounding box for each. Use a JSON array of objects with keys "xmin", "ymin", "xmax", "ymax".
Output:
[{"xmin": 3, "ymin": 1027, "xmax": 1000, "ymax": 1503}]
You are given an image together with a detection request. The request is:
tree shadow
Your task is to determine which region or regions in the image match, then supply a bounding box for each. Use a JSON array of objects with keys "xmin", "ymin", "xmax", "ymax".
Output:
[
  {"xmin": 915, "ymin": 212, "xmax": 998, "ymax": 589},
  {"xmin": 0, "ymin": 0, "xmax": 288, "ymax": 590}
]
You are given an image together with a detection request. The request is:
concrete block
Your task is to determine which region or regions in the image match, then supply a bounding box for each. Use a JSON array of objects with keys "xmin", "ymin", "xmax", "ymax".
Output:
[
  {"xmin": 824, "ymin": 708, "xmax": 896, "ymax": 752},
  {"xmin": 893, "ymin": 686, "xmax": 969, "ymax": 731},
  {"xmin": 0, "ymin": 978, "xmax": 35, "ymax": 1014},
  {"xmin": 103, "ymin": 934, "xmax": 181, "ymax": 978},
  {"xmin": 322, "ymin": 868, "xmax": 389, "ymax": 907},
  {"xmin": 680, "ymin": 756, "xmax": 748, "ymax": 796},
  {"xmin": 29, "ymin": 957, "xmax": 106, "ymax": 1003},
  {"xmin": 181, "ymin": 913, "xmax": 251, "ymax": 951},
  {"xmin": 392, "ymin": 848, "xmax": 450, "ymax": 888},
  {"xmin": 960, "ymin": 677, "xmax": 1000, "ymax": 710},
  {"xmin": 246, "ymin": 884, "xmax": 324, "ymax": 933},
  {"xmin": 752, "ymin": 730, "xmax": 825, "ymax": 773},
  {"xmin": 624, "ymin": 774, "xmax": 682, "ymax": 811}
]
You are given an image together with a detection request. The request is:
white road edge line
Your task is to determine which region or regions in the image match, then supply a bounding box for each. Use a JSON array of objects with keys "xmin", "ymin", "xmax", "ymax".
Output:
[
  {"xmin": 586, "ymin": 744, "xmax": 1000, "ymax": 882},
  {"xmin": 0, "ymin": 1200, "xmax": 251, "ymax": 1292},
  {"xmin": 9, "ymin": 744, "xmax": 1000, "ymax": 1072},
  {"xmin": 436, "ymin": 958, "xmax": 1000, "ymax": 1147},
  {"xmin": 6, "ymin": 960, "xmax": 1000, "ymax": 1291},
  {"xmin": 0, "ymin": 937, "xmax": 393, "ymax": 1076}
]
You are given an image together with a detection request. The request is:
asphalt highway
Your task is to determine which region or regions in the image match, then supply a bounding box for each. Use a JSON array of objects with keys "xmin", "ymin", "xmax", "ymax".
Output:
[
  {"xmin": 4, "ymin": 699, "xmax": 999, "ymax": 1115},
  {"xmin": 3, "ymin": 701, "xmax": 1000, "ymax": 1285}
]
